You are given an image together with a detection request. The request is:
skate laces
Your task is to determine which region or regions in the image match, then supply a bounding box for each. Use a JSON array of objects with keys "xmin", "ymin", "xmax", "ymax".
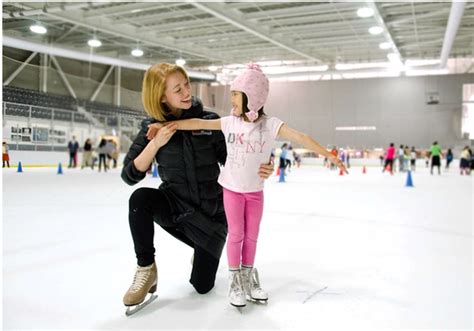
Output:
[
  {"xmin": 130, "ymin": 265, "xmax": 152, "ymax": 292},
  {"xmin": 230, "ymin": 272, "xmax": 245, "ymax": 295},
  {"xmin": 250, "ymin": 269, "xmax": 262, "ymax": 291}
]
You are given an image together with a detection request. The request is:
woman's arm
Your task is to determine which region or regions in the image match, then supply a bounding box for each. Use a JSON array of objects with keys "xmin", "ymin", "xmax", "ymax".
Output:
[
  {"xmin": 277, "ymin": 124, "xmax": 348, "ymax": 173},
  {"xmin": 134, "ymin": 123, "xmax": 177, "ymax": 172}
]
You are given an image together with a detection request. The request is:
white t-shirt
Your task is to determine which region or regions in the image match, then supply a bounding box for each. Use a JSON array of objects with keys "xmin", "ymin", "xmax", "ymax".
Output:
[{"xmin": 218, "ymin": 115, "xmax": 284, "ymax": 193}]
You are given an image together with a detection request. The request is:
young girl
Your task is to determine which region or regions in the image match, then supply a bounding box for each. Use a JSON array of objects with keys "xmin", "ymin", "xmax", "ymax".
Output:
[{"xmin": 147, "ymin": 63, "xmax": 347, "ymax": 308}]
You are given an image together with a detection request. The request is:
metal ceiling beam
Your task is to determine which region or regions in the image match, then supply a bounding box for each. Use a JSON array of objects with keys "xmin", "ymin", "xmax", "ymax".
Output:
[
  {"xmin": 50, "ymin": 55, "xmax": 77, "ymax": 99},
  {"xmin": 53, "ymin": 25, "xmax": 79, "ymax": 43},
  {"xmin": 90, "ymin": 65, "xmax": 115, "ymax": 102},
  {"xmin": 2, "ymin": 36, "xmax": 216, "ymax": 81},
  {"xmin": 386, "ymin": 8, "xmax": 451, "ymax": 25},
  {"xmin": 3, "ymin": 52, "xmax": 38, "ymax": 86},
  {"xmin": 137, "ymin": 18, "xmax": 223, "ymax": 34},
  {"xmin": 7, "ymin": 3, "xmax": 229, "ymax": 63},
  {"xmin": 2, "ymin": 3, "xmax": 90, "ymax": 19},
  {"xmin": 83, "ymin": 3, "xmax": 168, "ymax": 19},
  {"xmin": 189, "ymin": 1, "xmax": 323, "ymax": 63},
  {"xmin": 440, "ymin": 0, "xmax": 467, "ymax": 68},
  {"xmin": 366, "ymin": 1, "xmax": 403, "ymax": 61},
  {"xmin": 247, "ymin": 2, "xmax": 357, "ymax": 20}
]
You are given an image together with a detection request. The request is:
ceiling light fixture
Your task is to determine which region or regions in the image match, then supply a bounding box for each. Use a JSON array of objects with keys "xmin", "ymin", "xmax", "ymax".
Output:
[
  {"xmin": 29, "ymin": 24, "xmax": 47, "ymax": 34},
  {"xmin": 379, "ymin": 42, "xmax": 392, "ymax": 50},
  {"xmin": 369, "ymin": 26, "xmax": 384, "ymax": 35},
  {"xmin": 357, "ymin": 7, "xmax": 374, "ymax": 18},
  {"xmin": 387, "ymin": 53, "xmax": 404, "ymax": 71},
  {"xmin": 335, "ymin": 62, "xmax": 389, "ymax": 70},
  {"xmin": 88, "ymin": 38, "xmax": 102, "ymax": 48},
  {"xmin": 131, "ymin": 48, "xmax": 144, "ymax": 57},
  {"xmin": 176, "ymin": 58, "xmax": 186, "ymax": 66}
]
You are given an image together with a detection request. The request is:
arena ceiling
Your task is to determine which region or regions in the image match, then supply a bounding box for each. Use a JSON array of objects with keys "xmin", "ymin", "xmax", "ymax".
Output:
[{"xmin": 3, "ymin": 1, "xmax": 474, "ymax": 81}]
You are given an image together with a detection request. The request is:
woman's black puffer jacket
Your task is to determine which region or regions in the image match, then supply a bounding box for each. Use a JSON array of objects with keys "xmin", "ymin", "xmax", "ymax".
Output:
[{"xmin": 121, "ymin": 97, "xmax": 227, "ymax": 258}]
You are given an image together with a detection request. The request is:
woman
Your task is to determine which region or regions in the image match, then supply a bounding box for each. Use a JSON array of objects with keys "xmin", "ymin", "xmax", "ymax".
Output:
[{"xmin": 121, "ymin": 63, "xmax": 273, "ymax": 315}]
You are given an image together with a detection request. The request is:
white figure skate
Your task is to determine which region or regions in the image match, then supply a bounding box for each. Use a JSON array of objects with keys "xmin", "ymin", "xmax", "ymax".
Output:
[
  {"xmin": 241, "ymin": 267, "xmax": 268, "ymax": 304},
  {"xmin": 228, "ymin": 270, "xmax": 246, "ymax": 311}
]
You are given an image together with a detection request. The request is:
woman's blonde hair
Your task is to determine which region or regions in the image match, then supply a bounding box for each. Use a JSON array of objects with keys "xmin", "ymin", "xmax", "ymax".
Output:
[{"xmin": 142, "ymin": 63, "xmax": 189, "ymax": 121}]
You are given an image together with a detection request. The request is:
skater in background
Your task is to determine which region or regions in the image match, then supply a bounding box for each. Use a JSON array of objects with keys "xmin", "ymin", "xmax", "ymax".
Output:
[
  {"xmin": 398, "ymin": 144, "xmax": 405, "ymax": 172},
  {"xmin": 410, "ymin": 146, "xmax": 417, "ymax": 172},
  {"xmin": 81, "ymin": 138, "xmax": 93, "ymax": 169},
  {"xmin": 346, "ymin": 150, "xmax": 350, "ymax": 168},
  {"xmin": 120, "ymin": 63, "xmax": 274, "ymax": 315},
  {"xmin": 97, "ymin": 139, "xmax": 108, "ymax": 172},
  {"xmin": 403, "ymin": 145, "xmax": 410, "ymax": 171},
  {"xmin": 285, "ymin": 144, "xmax": 294, "ymax": 172},
  {"xmin": 294, "ymin": 149, "xmax": 302, "ymax": 168},
  {"xmin": 105, "ymin": 139, "xmax": 117, "ymax": 169},
  {"xmin": 67, "ymin": 135, "xmax": 79, "ymax": 168},
  {"xmin": 460, "ymin": 146, "xmax": 470, "ymax": 175},
  {"xmin": 279, "ymin": 143, "xmax": 289, "ymax": 175},
  {"xmin": 382, "ymin": 143, "xmax": 395, "ymax": 175},
  {"xmin": 3, "ymin": 141, "xmax": 10, "ymax": 168},
  {"xmin": 425, "ymin": 150, "xmax": 431, "ymax": 168},
  {"xmin": 469, "ymin": 147, "xmax": 474, "ymax": 174},
  {"xmin": 329, "ymin": 146, "xmax": 338, "ymax": 170},
  {"xmin": 147, "ymin": 63, "xmax": 347, "ymax": 308},
  {"xmin": 430, "ymin": 141, "xmax": 443, "ymax": 175},
  {"xmin": 445, "ymin": 148, "xmax": 454, "ymax": 170},
  {"xmin": 339, "ymin": 148, "xmax": 346, "ymax": 169}
]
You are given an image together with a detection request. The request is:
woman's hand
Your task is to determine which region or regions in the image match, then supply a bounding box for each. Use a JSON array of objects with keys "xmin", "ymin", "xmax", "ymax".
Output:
[
  {"xmin": 330, "ymin": 157, "xmax": 349, "ymax": 174},
  {"xmin": 151, "ymin": 123, "xmax": 178, "ymax": 149},
  {"xmin": 258, "ymin": 161, "xmax": 275, "ymax": 179},
  {"xmin": 146, "ymin": 123, "xmax": 164, "ymax": 140}
]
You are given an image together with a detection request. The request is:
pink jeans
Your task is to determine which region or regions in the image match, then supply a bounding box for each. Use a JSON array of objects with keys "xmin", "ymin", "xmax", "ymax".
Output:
[{"xmin": 223, "ymin": 188, "xmax": 264, "ymax": 268}]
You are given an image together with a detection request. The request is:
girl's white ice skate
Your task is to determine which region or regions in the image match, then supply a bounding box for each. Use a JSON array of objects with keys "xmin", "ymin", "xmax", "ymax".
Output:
[
  {"xmin": 229, "ymin": 270, "xmax": 246, "ymax": 310},
  {"xmin": 241, "ymin": 267, "xmax": 268, "ymax": 304}
]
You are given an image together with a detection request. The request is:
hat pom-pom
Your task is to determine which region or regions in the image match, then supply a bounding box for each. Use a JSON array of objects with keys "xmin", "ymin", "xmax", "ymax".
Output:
[
  {"xmin": 246, "ymin": 63, "xmax": 262, "ymax": 72},
  {"xmin": 246, "ymin": 110, "xmax": 259, "ymax": 122}
]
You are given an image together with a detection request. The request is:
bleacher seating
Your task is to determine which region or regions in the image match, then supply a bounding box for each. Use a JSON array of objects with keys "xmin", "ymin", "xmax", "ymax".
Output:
[
  {"xmin": 83, "ymin": 100, "xmax": 144, "ymax": 118},
  {"xmin": 3, "ymin": 86, "xmax": 77, "ymax": 111},
  {"xmin": 4, "ymin": 103, "xmax": 30, "ymax": 117},
  {"xmin": 3, "ymin": 86, "xmax": 146, "ymax": 127}
]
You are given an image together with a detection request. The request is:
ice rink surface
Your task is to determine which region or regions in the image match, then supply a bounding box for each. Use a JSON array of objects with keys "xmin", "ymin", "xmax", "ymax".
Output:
[{"xmin": 2, "ymin": 164, "xmax": 472, "ymax": 330}]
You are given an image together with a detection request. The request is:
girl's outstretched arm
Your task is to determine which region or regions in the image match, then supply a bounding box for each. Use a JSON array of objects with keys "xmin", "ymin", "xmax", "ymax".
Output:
[
  {"xmin": 277, "ymin": 124, "xmax": 348, "ymax": 174},
  {"xmin": 173, "ymin": 118, "xmax": 221, "ymax": 131},
  {"xmin": 147, "ymin": 119, "xmax": 221, "ymax": 140}
]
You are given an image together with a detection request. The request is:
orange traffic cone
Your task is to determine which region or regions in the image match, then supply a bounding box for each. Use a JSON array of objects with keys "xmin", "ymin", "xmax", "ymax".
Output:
[
  {"xmin": 276, "ymin": 167, "xmax": 280, "ymax": 176},
  {"xmin": 339, "ymin": 168, "xmax": 344, "ymax": 176},
  {"xmin": 362, "ymin": 165, "xmax": 366, "ymax": 174}
]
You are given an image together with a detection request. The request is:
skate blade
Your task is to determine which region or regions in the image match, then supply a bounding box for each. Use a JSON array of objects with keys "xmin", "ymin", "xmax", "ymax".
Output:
[
  {"xmin": 230, "ymin": 302, "xmax": 246, "ymax": 313},
  {"xmin": 248, "ymin": 297, "xmax": 268, "ymax": 305},
  {"xmin": 125, "ymin": 294, "xmax": 158, "ymax": 317},
  {"xmin": 231, "ymin": 305, "xmax": 245, "ymax": 313}
]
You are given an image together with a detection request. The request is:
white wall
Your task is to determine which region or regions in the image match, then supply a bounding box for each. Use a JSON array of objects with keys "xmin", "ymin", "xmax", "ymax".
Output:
[{"xmin": 202, "ymin": 74, "xmax": 474, "ymax": 150}]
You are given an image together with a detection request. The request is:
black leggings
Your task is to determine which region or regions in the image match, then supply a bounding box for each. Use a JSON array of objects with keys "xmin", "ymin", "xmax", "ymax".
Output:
[
  {"xmin": 383, "ymin": 159, "xmax": 393, "ymax": 171},
  {"xmin": 128, "ymin": 187, "xmax": 220, "ymax": 294}
]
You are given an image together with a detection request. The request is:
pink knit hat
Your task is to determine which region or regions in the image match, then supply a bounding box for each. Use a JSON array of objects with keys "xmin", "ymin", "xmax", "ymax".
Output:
[{"xmin": 230, "ymin": 63, "xmax": 269, "ymax": 122}]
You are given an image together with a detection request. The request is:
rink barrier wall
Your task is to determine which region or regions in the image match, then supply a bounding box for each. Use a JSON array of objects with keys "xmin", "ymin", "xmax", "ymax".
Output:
[{"xmin": 6, "ymin": 150, "xmax": 449, "ymax": 168}]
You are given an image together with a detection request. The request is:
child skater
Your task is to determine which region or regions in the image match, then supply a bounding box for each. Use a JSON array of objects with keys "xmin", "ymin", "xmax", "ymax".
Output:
[{"xmin": 147, "ymin": 63, "xmax": 348, "ymax": 308}]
